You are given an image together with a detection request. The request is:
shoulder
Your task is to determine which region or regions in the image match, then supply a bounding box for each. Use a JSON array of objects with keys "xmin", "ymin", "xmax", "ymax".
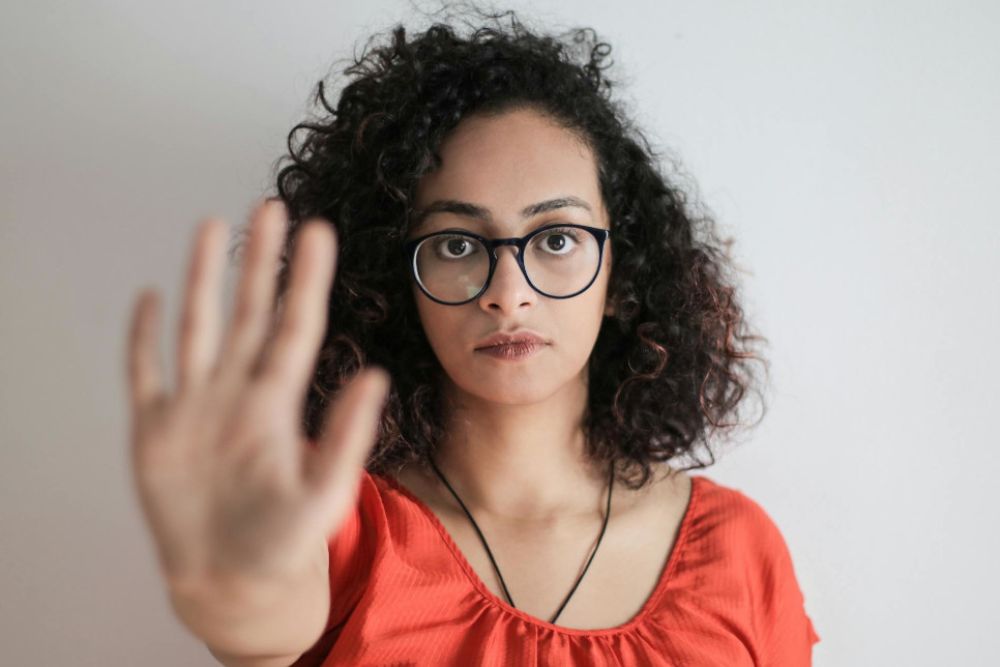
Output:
[
  {"xmin": 682, "ymin": 475, "xmax": 809, "ymax": 614},
  {"xmin": 685, "ymin": 475, "xmax": 821, "ymax": 656},
  {"xmin": 687, "ymin": 474, "xmax": 792, "ymax": 556}
]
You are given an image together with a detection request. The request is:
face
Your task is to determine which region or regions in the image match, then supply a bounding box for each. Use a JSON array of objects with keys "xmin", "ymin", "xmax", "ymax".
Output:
[{"xmin": 406, "ymin": 107, "xmax": 614, "ymax": 406}]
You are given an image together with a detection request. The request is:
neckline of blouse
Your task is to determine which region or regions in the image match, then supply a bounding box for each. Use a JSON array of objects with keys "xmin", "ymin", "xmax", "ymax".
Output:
[{"xmin": 377, "ymin": 470, "xmax": 704, "ymax": 637}]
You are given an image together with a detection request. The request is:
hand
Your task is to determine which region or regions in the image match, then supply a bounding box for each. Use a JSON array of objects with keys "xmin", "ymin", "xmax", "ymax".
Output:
[{"xmin": 125, "ymin": 199, "xmax": 390, "ymax": 599}]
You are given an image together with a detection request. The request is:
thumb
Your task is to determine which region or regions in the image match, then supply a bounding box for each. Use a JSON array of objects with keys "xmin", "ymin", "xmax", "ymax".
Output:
[{"xmin": 306, "ymin": 366, "xmax": 391, "ymax": 517}]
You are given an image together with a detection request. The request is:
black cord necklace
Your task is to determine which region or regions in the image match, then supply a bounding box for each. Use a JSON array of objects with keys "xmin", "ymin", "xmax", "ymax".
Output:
[{"xmin": 426, "ymin": 455, "xmax": 615, "ymax": 625}]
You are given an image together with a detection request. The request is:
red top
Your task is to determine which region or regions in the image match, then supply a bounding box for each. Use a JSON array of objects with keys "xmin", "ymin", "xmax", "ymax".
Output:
[{"xmin": 292, "ymin": 469, "xmax": 820, "ymax": 666}]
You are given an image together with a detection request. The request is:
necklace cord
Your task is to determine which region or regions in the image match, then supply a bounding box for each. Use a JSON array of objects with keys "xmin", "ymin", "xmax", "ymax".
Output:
[{"xmin": 427, "ymin": 456, "xmax": 615, "ymax": 625}]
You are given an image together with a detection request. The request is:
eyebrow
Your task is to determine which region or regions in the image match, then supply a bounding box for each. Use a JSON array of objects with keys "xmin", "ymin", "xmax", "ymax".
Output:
[{"xmin": 411, "ymin": 195, "xmax": 593, "ymax": 230}]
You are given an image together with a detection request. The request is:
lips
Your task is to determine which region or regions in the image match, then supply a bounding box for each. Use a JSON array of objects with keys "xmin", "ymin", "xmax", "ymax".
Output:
[{"xmin": 474, "ymin": 330, "xmax": 548, "ymax": 350}]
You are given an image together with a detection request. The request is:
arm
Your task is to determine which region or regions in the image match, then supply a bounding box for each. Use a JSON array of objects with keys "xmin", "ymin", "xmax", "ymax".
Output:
[{"xmin": 126, "ymin": 207, "xmax": 388, "ymax": 666}]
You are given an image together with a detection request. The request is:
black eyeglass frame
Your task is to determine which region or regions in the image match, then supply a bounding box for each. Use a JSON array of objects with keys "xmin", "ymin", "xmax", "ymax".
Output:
[{"xmin": 401, "ymin": 223, "xmax": 612, "ymax": 306}]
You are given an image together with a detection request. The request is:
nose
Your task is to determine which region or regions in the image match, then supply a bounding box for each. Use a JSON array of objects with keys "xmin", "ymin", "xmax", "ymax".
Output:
[{"xmin": 478, "ymin": 244, "xmax": 537, "ymax": 313}]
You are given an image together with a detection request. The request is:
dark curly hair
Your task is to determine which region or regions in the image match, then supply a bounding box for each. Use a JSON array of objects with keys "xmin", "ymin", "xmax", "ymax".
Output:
[{"xmin": 247, "ymin": 3, "xmax": 768, "ymax": 490}]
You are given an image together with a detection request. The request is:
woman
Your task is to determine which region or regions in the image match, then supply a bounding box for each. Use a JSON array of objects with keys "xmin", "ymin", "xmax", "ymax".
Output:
[{"xmin": 126, "ymin": 7, "xmax": 820, "ymax": 666}]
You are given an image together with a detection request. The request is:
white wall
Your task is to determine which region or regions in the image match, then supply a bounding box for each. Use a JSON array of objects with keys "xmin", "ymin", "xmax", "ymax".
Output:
[{"xmin": 2, "ymin": 0, "xmax": 997, "ymax": 664}]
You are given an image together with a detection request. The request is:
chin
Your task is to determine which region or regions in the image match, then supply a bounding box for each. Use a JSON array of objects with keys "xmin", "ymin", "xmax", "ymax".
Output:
[{"xmin": 445, "ymin": 365, "xmax": 581, "ymax": 407}]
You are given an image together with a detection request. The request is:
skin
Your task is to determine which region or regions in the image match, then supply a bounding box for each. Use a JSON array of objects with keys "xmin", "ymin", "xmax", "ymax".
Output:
[
  {"xmin": 398, "ymin": 108, "xmax": 692, "ymax": 627},
  {"xmin": 406, "ymin": 107, "xmax": 618, "ymax": 522}
]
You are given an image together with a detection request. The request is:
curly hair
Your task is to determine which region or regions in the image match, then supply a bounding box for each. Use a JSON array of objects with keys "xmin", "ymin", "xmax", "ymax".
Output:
[{"xmin": 250, "ymin": 3, "xmax": 768, "ymax": 490}]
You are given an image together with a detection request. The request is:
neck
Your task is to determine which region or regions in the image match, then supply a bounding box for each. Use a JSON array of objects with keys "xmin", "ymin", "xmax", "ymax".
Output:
[{"xmin": 432, "ymin": 374, "xmax": 611, "ymax": 523}]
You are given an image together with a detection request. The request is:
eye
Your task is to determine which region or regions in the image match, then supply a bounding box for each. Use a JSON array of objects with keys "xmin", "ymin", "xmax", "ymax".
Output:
[
  {"xmin": 432, "ymin": 234, "xmax": 480, "ymax": 260},
  {"xmin": 531, "ymin": 227, "xmax": 582, "ymax": 255}
]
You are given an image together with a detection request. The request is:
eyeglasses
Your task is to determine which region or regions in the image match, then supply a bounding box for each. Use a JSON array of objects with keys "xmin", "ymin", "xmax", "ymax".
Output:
[{"xmin": 402, "ymin": 223, "xmax": 611, "ymax": 306}]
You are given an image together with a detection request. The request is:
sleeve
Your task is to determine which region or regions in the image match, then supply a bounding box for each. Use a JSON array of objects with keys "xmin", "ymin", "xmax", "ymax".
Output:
[
  {"xmin": 326, "ymin": 471, "xmax": 380, "ymax": 631},
  {"xmin": 290, "ymin": 463, "xmax": 379, "ymax": 667},
  {"xmin": 744, "ymin": 496, "xmax": 821, "ymax": 666}
]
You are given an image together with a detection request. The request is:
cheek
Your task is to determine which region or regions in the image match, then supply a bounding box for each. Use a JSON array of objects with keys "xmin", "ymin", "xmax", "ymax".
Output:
[
  {"xmin": 414, "ymin": 294, "xmax": 465, "ymax": 356},
  {"xmin": 550, "ymin": 300, "xmax": 605, "ymax": 356}
]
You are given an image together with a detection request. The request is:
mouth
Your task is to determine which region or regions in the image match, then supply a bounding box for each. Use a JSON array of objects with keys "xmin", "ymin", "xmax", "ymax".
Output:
[
  {"xmin": 474, "ymin": 340, "xmax": 544, "ymax": 361},
  {"xmin": 473, "ymin": 330, "xmax": 547, "ymax": 350}
]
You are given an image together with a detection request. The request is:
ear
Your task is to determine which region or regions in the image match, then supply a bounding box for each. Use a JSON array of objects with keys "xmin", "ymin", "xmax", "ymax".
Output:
[{"xmin": 603, "ymin": 296, "xmax": 616, "ymax": 317}]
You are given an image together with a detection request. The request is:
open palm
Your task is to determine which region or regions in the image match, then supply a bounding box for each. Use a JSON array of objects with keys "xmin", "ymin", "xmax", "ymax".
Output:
[{"xmin": 125, "ymin": 200, "xmax": 390, "ymax": 598}]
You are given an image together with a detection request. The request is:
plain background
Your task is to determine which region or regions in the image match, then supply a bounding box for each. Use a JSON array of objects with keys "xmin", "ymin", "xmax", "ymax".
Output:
[{"xmin": 2, "ymin": 0, "xmax": 998, "ymax": 665}]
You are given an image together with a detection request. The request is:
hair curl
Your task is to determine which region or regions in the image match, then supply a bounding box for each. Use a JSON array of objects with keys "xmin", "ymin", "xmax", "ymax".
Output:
[{"xmin": 253, "ymin": 4, "xmax": 768, "ymax": 490}]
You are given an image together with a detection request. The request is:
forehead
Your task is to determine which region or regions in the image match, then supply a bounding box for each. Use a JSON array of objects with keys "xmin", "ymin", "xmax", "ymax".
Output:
[{"xmin": 412, "ymin": 109, "xmax": 604, "ymax": 232}]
